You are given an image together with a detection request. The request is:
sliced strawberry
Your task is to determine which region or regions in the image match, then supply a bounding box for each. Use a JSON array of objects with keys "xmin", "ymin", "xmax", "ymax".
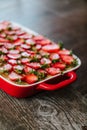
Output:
[
  {"xmin": 5, "ymin": 30, "xmax": 15, "ymax": 35},
  {"xmin": 3, "ymin": 64, "xmax": 12, "ymax": 71},
  {"xmin": 1, "ymin": 21, "xmax": 10, "ymax": 26},
  {"xmin": 0, "ymin": 25, "xmax": 5, "ymax": 30},
  {"xmin": 27, "ymin": 50, "xmax": 35, "ymax": 55},
  {"xmin": 39, "ymin": 39, "xmax": 51, "ymax": 45},
  {"xmin": 41, "ymin": 58, "xmax": 51, "ymax": 64},
  {"xmin": 42, "ymin": 44, "xmax": 60, "ymax": 53},
  {"xmin": 21, "ymin": 52, "xmax": 30, "ymax": 57},
  {"xmin": 7, "ymin": 54, "xmax": 21, "ymax": 59},
  {"xmin": 21, "ymin": 44, "xmax": 30, "ymax": 49},
  {"xmin": 9, "ymin": 71, "xmax": 22, "ymax": 81},
  {"xmin": 8, "ymin": 59, "xmax": 17, "ymax": 65},
  {"xmin": 0, "ymin": 21, "xmax": 10, "ymax": 30},
  {"xmin": 21, "ymin": 58, "xmax": 30, "ymax": 64},
  {"xmin": 0, "ymin": 42, "xmax": 4, "ymax": 46},
  {"xmin": 0, "ymin": 33, "xmax": 6, "ymax": 38},
  {"xmin": 53, "ymin": 62, "xmax": 66, "ymax": 70},
  {"xmin": 38, "ymin": 69, "xmax": 47, "ymax": 74},
  {"xmin": 9, "ymin": 50, "xmax": 19, "ymax": 54},
  {"xmin": 26, "ymin": 39, "xmax": 35, "ymax": 45},
  {"xmin": 31, "ymin": 54, "xmax": 41, "ymax": 59},
  {"xmin": 14, "ymin": 39, "xmax": 24, "ymax": 46},
  {"xmin": 50, "ymin": 53, "xmax": 59, "ymax": 60},
  {"xmin": 12, "ymin": 26, "xmax": 20, "ymax": 31},
  {"xmin": 16, "ymin": 46, "xmax": 25, "ymax": 52},
  {"xmin": 25, "ymin": 74, "xmax": 38, "ymax": 84},
  {"xmin": 33, "ymin": 35, "xmax": 44, "ymax": 41},
  {"xmin": 19, "ymin": 34, "xmax": 32, "ymax": 39},
  {"xmin": 26, "ymin": 62, "xmax": 41, "ymax": 69},
  {"xmin": 24, "ymin": 66, "xmax": 33, "ymax": 73},
  {"xmin": 46, "ymin": 67, "xmax": 61, "ymax": 76},
  {"xmin": 13, "ymin": 65, "xmax": 24, "ymax": 74},
  {"xmin": 0, "ymin": 55, "xmax": 8, "ymax": 61},
  {"xmin": 13, "ymin": 65, "xmax": 23, "ymax": 70},
  {"xmin": 58, "ymin": 49, "xmax": 71, "ymax": 55},
  {"xmin": 15, "ymin": 30, "xmax": 26, "ymax": 36},
  {"xmin": 0, "ymin": 37, "xmax": 8, "ymax": 43},
  {"xmin": 61, "ymin": 55, "xmax": 74, "ymax": 65},
  {"xmin": 35, "ymin": 44, "xmax": 42, "ymax": 50},
  {"xmin": 4, "ymin": 43, "xmax": 15, "ymax": 49},
  {"xmin": 2, "ymin": 47, "xmax": 8, "ymax": 54},
  {"xmin": 10, "ymin": 35, "xmax": 18, "ymax": 41},
  {"xmin": 39, "ymin": 50, "xmax": 50, "ymax": 56}
]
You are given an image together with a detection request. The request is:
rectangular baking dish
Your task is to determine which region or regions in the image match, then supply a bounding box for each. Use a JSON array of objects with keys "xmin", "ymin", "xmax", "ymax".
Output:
[{"xmin": 0, "ymin": 21, "xmax": 81, "ymax": 98}]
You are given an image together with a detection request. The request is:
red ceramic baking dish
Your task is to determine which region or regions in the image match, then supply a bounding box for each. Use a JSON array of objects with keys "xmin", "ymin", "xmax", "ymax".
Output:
[{"xmin": 0, "ymin": 21, "xmax": 81, "ymax": 98}]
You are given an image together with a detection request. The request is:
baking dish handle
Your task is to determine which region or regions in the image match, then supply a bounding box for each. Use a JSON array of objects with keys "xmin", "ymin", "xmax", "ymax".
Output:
[{"xmin": 37, "ymin": 71, "xmax": 77, "ymax": 91}]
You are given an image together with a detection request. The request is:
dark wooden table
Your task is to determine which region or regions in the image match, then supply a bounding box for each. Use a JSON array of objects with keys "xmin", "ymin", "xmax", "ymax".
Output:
[{"xmin": 0, "ymin": 0, "xmax": 87, "ymax": 130}]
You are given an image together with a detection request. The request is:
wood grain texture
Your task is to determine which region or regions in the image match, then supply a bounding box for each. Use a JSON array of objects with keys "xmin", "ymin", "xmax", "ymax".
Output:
[{"xmin": 0, "ymin": 0, "xmax": 87, "ymax": 130}]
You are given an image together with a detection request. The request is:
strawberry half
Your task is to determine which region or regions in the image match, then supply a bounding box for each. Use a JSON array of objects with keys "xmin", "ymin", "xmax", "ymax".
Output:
[
  {"xmin": 42, "ymin": 44, "xmax": 60, "ymax": 53},
  {"xmin": 53, "ymin": 62, "xmax": 66, "ymax": 70},
  {"xmin": 46, "ymin": 67, "xmax": 61, "ymax": 76},
  {"xmin": 25, "ymin": 74, "xmax": 38, "ymax": 84},
  {"xmin": 61, "ymin": 55, "xmax": 74, "ymax": 65},
  {"xmin": 58, "ymin": 49, "xmax": 71, "ymax": 55}
]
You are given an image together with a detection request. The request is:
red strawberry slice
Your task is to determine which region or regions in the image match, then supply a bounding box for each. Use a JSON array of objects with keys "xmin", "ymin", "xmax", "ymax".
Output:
[
  {"xmin": 39, "ymin": 50, "xmax": 50, "ymax": 56},
  {"xmin": 19, "ymin": 34, "xmax": 32, "ymax": 39},
  {"xmin": 1, "ymin": 21, "xmax": 10, "ymax": 26},
  {"xmin": 26, "ymin": 39, "xmax": 35, "ymax": 45},
  {"xmin": 40, "ymin": 39, "xmax": 51, "ymax": 45},
  {"xmin": 21, "ymin": 58, "xmax": 30, "ymax": 64},
  {"xmin": 35, "ymin": 44, "xmax": 42, "ymax": 50},
  {"xmin": 0, "ymin": 55, "xmax": 8, "ymax": 61},
  {"xmin": 21, "ymin": 52, "xmax": 30, "ymax": 57},
  {"xmin": 58, "ymin": 49, "xmax": 71, "ymax": 55},
  {"xmin": 13, "ymin": 65, "xmax": 24, "ymax": 71},
  {"xmin": 14, "ymin": 39, "xmax": 24, "ymax": 46},
  {"xmin": 3, "ymin": 64, "xmax": 12, "ymax": 71},
  {"xmin": 8, "ymin": 59, "xmax": 17, "ymax": 65},
  {"xmin": 25, "ymin": 74, "xmax": 38, "ymax": 84},
  {"xmin": 2, "ymin": 47, "xmax": 8, "ymax": 54},
  {"xmin": 15, "ymin": 30, "xmax": 26, "ymax": 36},
  {"xmin": 12, "ymin": 26, "xmax": 20, "ymax": 31},
  {"xmin": 38, "ymin": 69, "xmax": 47, "ymax": 75},
  {"xmin": 10, "ymin": 35, "xmax": 18, "ymax": 41},
  {"xmin": 61, "ymin": 55, "xmax": 74, "ymax": 65},
  {"xmin": 3, "ymin": 55, "xmax": 8, "ymax": 61},
  {"xmin": 24, "ymin": 66, "xmax": 33, "ymax": 73},
  {"xmin": 0, "ymin": 42, "xmax": 4, "ymax": 46},
  {"xmin": 26, "ymin": 62, "xmax": 41, "ymax": 69},
  {"xmin": 4, "ymin": 43, "xmax": 15, "ymax": 49},
  {"xmin": 0, "ymin": 33, "xmax": 6, "ymax": 38},
  {"xmin": 9, "ymin": 71, "xmax": 22, "ymax": 81},
  {"xmin": 41, "ymin": 58, "xmax": 51, "ymax": 64},
  {"xmin": 53, "ymin": 62, "xmax": 66, "ymax": 70},
  {"xmin": 21, "ymin": 44, "xmax": 30, "ymax": 49},
  {"xmin": 7, "ymin": 54, "xmax": 21, "ymax": 59},
  {"xmin": 50, "ymin": 53, "xmax": 59, "ymax": 60},
  {"xmin": 0, "ymin": 38, "xmax": 8, "ymax": 43},
  {"xmin": 16, "ymin": 46, "xmax": 25, "ymax": 52},
  {"xmin": 33, "ymin": 35, "xmax": 44, "ymax": 41},
  {"xmin": 5, "ymin": 30, "xmax": 15, "ymax": 35},
  {"xmin": 42, "ymin": 44, "xmax": 60, "ymax": 53},
  {"xmin": 27, "ymin": 50, "xmax": 35, "ymax": 55},
  {"xmin": 9, "ymin": 50, "xmax": 19, "ymax": 54},
  {"xmin": 46, "ymin": 67, "xmax": 61, "ymax": 76}
]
